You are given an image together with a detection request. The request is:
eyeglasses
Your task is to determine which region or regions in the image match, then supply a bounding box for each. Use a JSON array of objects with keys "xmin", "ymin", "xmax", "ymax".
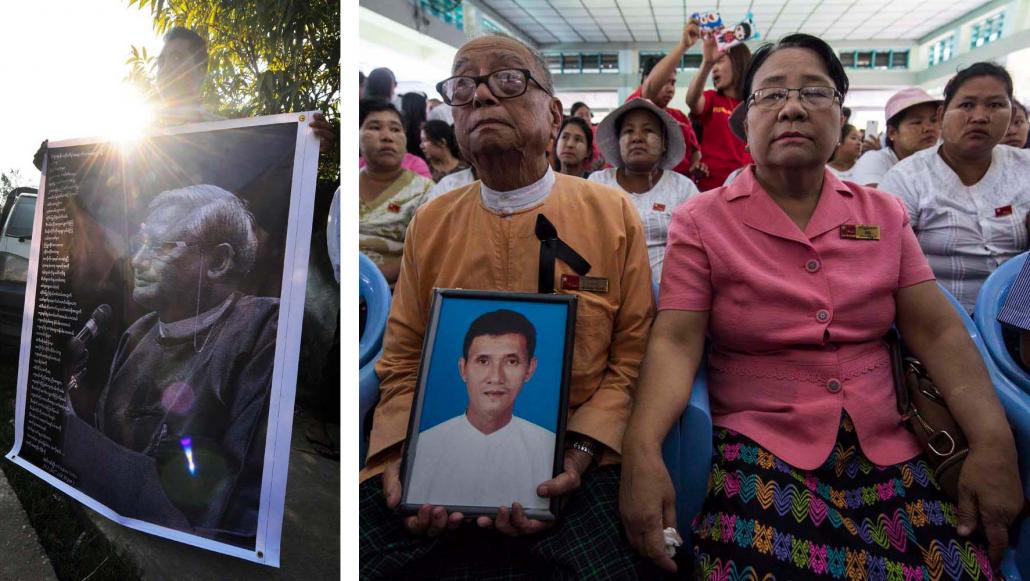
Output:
[
  {"xmin": 747, "ymin": 87, "xmax": 843, "ymax": 112},
  {"xmin": 131, "ymin": 236, "xmax": 200, "ymax": 259},
  {"xmin": 436, "ymin": 69, "xmax": 551, "ymax": 107}
]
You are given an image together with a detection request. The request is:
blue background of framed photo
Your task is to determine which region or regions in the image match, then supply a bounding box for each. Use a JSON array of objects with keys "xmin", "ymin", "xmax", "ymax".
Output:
[{"xmin": 418, "ymin": 296, "xmax": 569, "ymax": 434}]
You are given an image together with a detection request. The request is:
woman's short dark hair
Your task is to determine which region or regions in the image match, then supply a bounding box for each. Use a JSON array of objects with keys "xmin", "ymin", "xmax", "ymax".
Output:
[
  {"xmin": 553, "ymin": 117, "xmax": 594, "ymax": 168},
  {"xmin": 570, "ymin": 102, "xmax": 590, "ymax": 117},
  {"xmin": 741, "ymin": 34, "xmax": 849, "ymax": 106},
  {"xmin": 942, "ymin": 62, "xmax": 1013, "ymax": 110},
  {"xmin": 364, "ymin": 67, "xmax": 397, "ymax": 100},
  {"xmin": 359, "ymin": 98, "xmax": 403, "ymax": 128},
  {"xmin": 422, "ymin": 119, "xmax": 462, "ymax": 160}
]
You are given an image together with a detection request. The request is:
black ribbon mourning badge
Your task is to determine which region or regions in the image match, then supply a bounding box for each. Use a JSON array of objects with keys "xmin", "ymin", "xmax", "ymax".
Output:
[{"xmin": 535, "ymin": 214, "xmax": 591, "ymax": 293}]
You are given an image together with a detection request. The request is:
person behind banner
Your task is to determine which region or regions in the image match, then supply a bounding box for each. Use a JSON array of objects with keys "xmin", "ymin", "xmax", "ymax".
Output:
[
  {"xmin": 32, "ymin": 26, "xmax": 334, "ymax": 171},
  {"xmin": 359, "ymin": 32, "xmax": 660, "ymax": 579},
  {"xmin": 62, "ymin": 184, "xmax": 278, "ymax": 544},
  {"xmin": 406, "ymin": 309, "xmax": 553, "ymax": 509}
]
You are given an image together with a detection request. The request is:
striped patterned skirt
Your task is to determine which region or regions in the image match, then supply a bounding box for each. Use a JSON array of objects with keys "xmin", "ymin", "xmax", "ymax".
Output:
[{"xmin": 692, "ymin": 414, "xmax": 993, "ymax": 580}]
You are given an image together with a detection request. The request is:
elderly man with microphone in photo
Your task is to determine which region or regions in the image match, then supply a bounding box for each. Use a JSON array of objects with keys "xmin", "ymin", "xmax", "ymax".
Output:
[{"xmin": 61, "ymin": 184, "xmax": 278, "ymax": 546}]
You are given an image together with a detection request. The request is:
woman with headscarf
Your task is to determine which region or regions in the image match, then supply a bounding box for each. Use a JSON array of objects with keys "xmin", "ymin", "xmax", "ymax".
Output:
[
  {"xmin": 553, "ymin": 117, "xmax": 594, "ymax": 178},
  {"xmin": 359, "ymin": 99, "xmax": 433, "ymax": 284},
  {"xmin": 620, "ymin": 35, "xmax": 1021, "ymax": 578},
  {"xmin": 880, "ymin": 63, "xmax": 1030, "ymax": 313},
  {"xmin": 589, "ymin": 98, "xmax": 700, "ymax": 282}
]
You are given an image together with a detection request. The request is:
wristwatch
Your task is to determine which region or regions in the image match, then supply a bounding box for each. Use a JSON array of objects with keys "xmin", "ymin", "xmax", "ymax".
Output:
[{"xmin": 567, "ymin": 437, "xmax": 601, "ymax": 464}]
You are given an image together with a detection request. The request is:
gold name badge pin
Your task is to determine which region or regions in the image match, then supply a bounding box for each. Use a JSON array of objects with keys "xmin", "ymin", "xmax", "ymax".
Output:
[{"xmin": 839, "ymin": 224, "xmax": 880, "ymax": 241}]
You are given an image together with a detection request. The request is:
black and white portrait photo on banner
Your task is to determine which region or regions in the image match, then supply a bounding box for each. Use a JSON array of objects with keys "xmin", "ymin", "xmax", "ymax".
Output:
[
  {"xmin": 5, "ymin": 113, "xmax": 320, "ymax": 565},
  {"xmin": 400, "ymin": 290, "xmax": 576, "ymax": 520}
]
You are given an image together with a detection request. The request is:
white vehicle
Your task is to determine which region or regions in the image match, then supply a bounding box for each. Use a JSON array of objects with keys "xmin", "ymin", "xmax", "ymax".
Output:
[{"xmin": 0, "ymin": 188, "xmax": 37, "ymax": 344}]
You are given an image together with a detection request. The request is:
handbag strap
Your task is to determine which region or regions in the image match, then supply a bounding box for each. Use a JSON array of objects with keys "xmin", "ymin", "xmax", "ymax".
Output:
[{"xmin": 884, "ymin": 328, "xmax": 912, "ymax": 416}]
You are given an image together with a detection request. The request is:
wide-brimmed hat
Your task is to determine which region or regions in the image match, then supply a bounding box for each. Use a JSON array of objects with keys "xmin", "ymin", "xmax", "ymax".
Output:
[
  {"xmin": 596, "ymin": 98, "xmax": 685, "ymax": 170},
  {"xmin": 885, "ymin": 87, "xmax": 942, "ymax": 124}
]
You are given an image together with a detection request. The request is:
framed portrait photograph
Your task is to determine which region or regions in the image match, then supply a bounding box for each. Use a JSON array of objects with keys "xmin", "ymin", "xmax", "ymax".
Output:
[{"xmin": 400, "ymin": 289, "xmax": 577, "ymax": 520}]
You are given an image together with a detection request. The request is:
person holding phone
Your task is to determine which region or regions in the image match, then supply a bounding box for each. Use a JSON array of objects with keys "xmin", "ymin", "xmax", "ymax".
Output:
[{"xmin": 851, "ymin": 87, "xmax": 941, "ymax": 187}]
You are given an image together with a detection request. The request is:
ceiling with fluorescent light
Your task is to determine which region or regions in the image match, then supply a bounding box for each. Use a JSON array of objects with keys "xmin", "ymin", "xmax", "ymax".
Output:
[{"xmin": 474, "ymin": 0, "xmax": 994, "ymax": 45}]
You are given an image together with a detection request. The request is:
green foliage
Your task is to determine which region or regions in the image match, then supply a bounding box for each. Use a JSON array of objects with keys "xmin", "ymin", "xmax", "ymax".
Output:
[
  {"xmin": 126, "ymin": 0, "xmax": 340, "ymax": 182},
  {"xmin": 0, "ymin": 168, "xmax": 28, "ymax": 197}
]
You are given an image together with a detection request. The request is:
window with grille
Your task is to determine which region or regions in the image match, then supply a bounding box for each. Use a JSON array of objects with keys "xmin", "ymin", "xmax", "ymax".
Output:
[
  {"xmin": 837, "ymin": 50, "xmax": 909, "ymax": 69},
  {"xmin": 638, "ymin": 52, "xmax": 702, "ymax": 72},
  {"xmin": 421, "ymin": 0, "xmax": 463, "ymax": 31},
  {"xmin": 545, "ymin": 52, "xmax": 621, "ymax": 74},
  {"xmin": 971, "ymin": 13, "xmax": 1005, "ymax": 49},
  {"xmin": 928, "ymin": 35, "xmax": 955, "ymax": 67}
]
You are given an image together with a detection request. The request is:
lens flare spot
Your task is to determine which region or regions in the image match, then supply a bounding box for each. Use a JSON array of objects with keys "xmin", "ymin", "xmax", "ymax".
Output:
[
  {"xmin": 161, "ymin": 382, "xmax": 195, "ymax": 414},
  {"xmin": 180, "ymin": 437, "xmax": 196, "ymax": 476}
]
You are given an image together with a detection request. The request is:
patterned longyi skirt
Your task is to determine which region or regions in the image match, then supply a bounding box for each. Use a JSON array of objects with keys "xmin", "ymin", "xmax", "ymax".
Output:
[{"xmin": 692, "ymin": 414, "xmax": 994, "ymax": 580}]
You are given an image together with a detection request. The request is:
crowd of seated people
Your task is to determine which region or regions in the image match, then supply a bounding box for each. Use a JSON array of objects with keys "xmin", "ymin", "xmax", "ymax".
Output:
[{"xmin": 358, "ymin": 23, "xmax": 1030, "ymax": 579}]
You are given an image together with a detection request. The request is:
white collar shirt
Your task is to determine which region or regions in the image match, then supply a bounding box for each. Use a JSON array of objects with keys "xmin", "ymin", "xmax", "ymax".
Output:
[
  {"xmin": 480, "ymin": 166, "xmax": 555, "ymax": 214},
  {"xmin": 851, "ymin": 147, "xmax": 899, "ymax": 186},
  {"xmin": 405, "ymin": 414, "xmax": 555, "ymax": 510},
  {"xmin": 878, "ymin": 144, "xmax": 1030, "ymax": 312}
]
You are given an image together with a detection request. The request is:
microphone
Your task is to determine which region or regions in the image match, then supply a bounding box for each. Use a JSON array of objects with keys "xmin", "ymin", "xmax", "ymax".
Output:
[{"xmin": 74, "ymin": 304, "xmax": 112, "ymax": 344}]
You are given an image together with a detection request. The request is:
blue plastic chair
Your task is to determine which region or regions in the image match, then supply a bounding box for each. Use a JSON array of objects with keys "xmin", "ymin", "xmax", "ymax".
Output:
[
  {"xmin": 939, "ymin": 283, "xmax": 1030, "ymax": 578},
  {"xmin": 359, "ymin": 349, "xmax": 382, "ymax": 469},
  {"xmin": 974, "ymin": 252, "xmax": 1030, "ymax": 394},
  {"xmin": 654, "ymin": 279, "xmax": 715, "ymax": 530},
  {"xmin": 359, "ymin": 253, "xmax": 391, "ymax": 368}
]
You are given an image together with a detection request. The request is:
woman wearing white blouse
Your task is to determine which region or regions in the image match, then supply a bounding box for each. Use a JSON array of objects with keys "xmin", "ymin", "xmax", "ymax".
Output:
[
  {"xmin": 589, "ymin": 98, "xmax": 700, "ymax": 282},
  {"xmin": 879, "ymin": 62, "xmax": 1030, "ymax": 312}
]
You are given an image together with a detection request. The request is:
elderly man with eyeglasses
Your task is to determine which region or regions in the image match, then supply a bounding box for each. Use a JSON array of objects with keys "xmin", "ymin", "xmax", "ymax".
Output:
[
  {"xmin": 59, "ymin": 184, "xmax": 279, "ymax": 546},
  {"xmin": 359, "ymin": 34, "xmax": 661, "ymax": 579}
]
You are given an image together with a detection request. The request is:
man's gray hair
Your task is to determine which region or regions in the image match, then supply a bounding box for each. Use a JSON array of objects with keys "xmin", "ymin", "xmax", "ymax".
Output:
[
  {"xmin": 472, "ymin": 32, "xmax": 553, "ymax": 94},
  {"xmin": 148, "ymin": 184, "xmax": 258, "ymax": 276}
]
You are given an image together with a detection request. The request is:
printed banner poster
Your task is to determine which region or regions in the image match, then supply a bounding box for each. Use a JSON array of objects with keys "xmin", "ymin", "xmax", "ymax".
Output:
[{"xmin": 5, "ymin": 113, "xmax": 321, "ymax": 566}]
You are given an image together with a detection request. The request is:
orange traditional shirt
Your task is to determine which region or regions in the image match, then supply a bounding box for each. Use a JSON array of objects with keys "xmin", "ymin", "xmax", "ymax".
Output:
[{"xmin": 360, "ymin": 173, "xmax": 655, "ymax": 481}]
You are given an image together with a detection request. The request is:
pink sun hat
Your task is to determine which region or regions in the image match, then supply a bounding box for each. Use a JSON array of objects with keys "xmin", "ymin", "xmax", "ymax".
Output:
[{"xmin": 884, "ymin": 87, "xmax": 941, "ymax": 124}]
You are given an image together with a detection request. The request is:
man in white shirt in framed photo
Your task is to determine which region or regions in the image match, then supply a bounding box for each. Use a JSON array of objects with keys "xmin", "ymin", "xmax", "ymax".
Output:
[{"xmin": 406, "ymin": 309, "xmax": 554, "ymax": 511}]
